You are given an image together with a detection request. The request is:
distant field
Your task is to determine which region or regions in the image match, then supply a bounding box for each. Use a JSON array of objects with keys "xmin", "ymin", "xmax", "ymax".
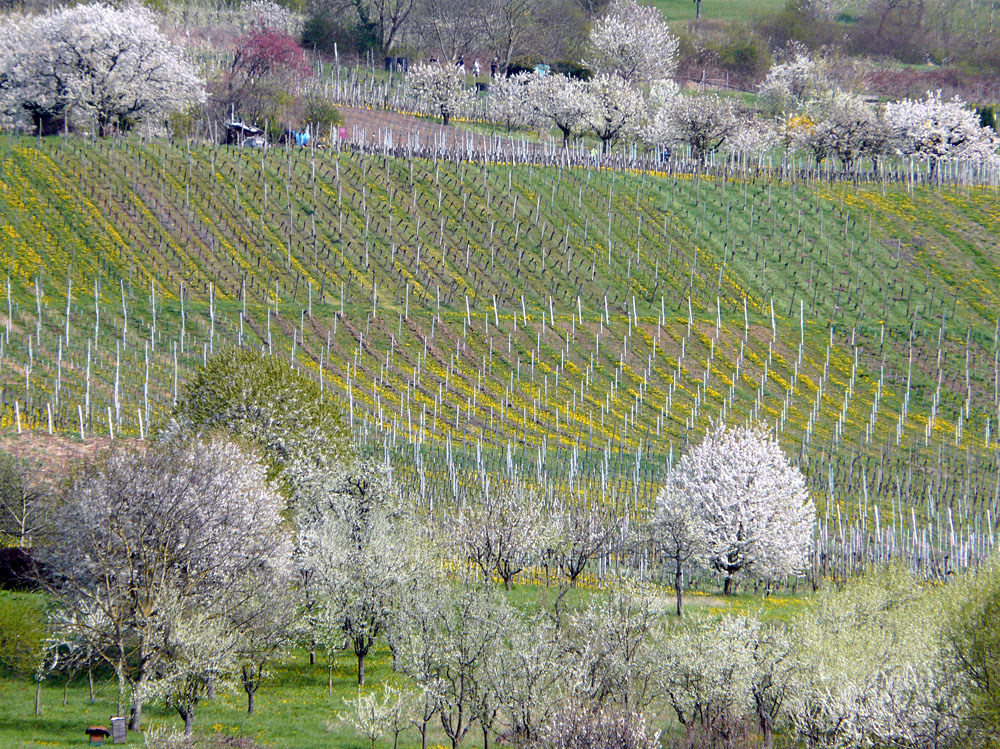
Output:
[{"xmin": 648, "ymin": 0, "xmax": 784, "ymax": 24}]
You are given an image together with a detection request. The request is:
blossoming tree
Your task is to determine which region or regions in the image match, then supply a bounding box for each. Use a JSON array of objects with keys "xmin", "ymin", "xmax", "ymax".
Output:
[
  {"xmin": 406, "ymin": 62, "xmax": 474, "ymax": 126},
  {"xmin": 886, "ymin": 90, "xmax": 999, "ymax": 175},
  {"xmin": 662, "ymin": 423, "xmax": 815, "ymax": 595},
  {"xmin": 586, "ymin": 0, "xmax": 678, "ymax": 85},
  {"xmin": 0, "ymin": 3, "xmax": 204, "ymax": 136}
]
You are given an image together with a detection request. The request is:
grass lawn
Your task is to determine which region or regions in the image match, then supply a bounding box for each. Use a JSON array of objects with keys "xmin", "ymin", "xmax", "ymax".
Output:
[{"xmin": 0, "ymin": 584, "xmax": 809, "ymax": 748}]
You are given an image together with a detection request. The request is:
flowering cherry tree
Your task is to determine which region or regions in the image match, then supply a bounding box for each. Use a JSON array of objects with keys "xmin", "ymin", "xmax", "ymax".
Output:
[
  {"xmin": 653, "ymin": 482, "xmax": 707, "ymax": 617},
  {"xmin": 585, "ymin": 73, "xmax": 644, "ymax": 153},
  {"xmin": 528, "ymin": 73, "xmax": 592, "ymax": 147},
  {"xmin": 794, "ymin": 90, "xmax": 891, "ymax": 171},
  {"xmin": 297, "ymin": 460, "xmax": 428, "ymax": 686},
  {"xmin": 886, "ymin": 90, "xmax": 999, "ymax": 175},
  {"xmin": 246, "ymin": 0, "xmax": 305, "ymax": 36},
  {"xmin": 456, "ymin": 476, "xmax": 553, "ymax": 590},
  {"xmin": 0, "ymin": 3, "xmax": 204, "ymax": 136},
  {"xmin": 724, "ymin": 117, "xmax": 780, "ymax": 162},
  {"xmin": 41, "ymin": 435, "xmax": 291, "ymax": 733},
  {"xmin": 487, "ymin": 71, "xmax": 535, "ymax": 132},
  {"xmin": 406, "ymin": 62, "xmax": 474, "ymax": 126},
  {"xmin": 758, "ymin": 44, "xmax": 825, "ymax": 113},
  {"xmin": 586, "ymin": 0, "xmax": 678, "ymax": 85},
  {"xmin": 666, "ymin": 423, "xmax": 815, "ymax": 595},
  {"xmin": 652, "ymin": 94, "xmax": 740, "ymax": 166}
]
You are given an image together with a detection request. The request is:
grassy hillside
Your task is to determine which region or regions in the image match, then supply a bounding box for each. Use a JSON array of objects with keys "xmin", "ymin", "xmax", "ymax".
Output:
[{"xmin": 1, "ymin": 135, "xmax": 999, "ymax": 559}]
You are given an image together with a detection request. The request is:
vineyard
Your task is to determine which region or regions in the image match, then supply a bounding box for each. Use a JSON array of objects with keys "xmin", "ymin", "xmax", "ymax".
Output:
[{"xmin": 2, "ymin": 133, "xmax": 1000, "ymax": 583}]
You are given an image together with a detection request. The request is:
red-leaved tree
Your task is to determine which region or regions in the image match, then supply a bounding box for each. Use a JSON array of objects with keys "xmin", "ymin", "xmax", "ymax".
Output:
[{"xmin": 222, "ymin": 28, "xmax": 314, "ymax": 126}]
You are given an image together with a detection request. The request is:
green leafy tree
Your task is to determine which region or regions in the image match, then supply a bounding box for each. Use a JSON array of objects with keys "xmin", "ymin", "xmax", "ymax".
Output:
[{"xmin": 171, "ymin": 347, "xmax": 353, "ymax": 488}]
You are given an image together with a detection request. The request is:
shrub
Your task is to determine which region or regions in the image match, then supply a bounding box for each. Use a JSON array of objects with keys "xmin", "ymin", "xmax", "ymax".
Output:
[
  {"xmin": 302, "ymin": 9, "xmax": 378, "ymax": 57},
  {"xmin": 716, "ymin": 36, "xmax": 771, "ymax": 80},
  {"xmin": 0, "ymin": 592, "xmax": 45, "ymax": 676},
  {"xmin": 303, "ymin": 97, "xmax": 344, "ymax": 133},
  {"xmin": 531, "ymin": 703, "xmax": 661, "ymax": 749},
  {"xmin": 947, "ymin": 569, "xmax": 1000, "ymax": 743}
]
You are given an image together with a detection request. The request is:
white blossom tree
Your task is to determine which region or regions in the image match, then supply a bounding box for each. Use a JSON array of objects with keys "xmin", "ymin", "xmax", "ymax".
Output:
[
  {"xmin": 652, "ymin": 94, "xmax": 740, "ymax": 166},
  {"xmin": 657, "ymin": 616, "xmax": 756, "ymax": 738},
  {"xmin": 793, "ymin": 90, "xmax": 891, "ymax": 171},
  {"xmin": 485, "ymin": 610, "xmax": 567, "ymax": 745},
  {"xmin": 456, "ymin": 477, "xmax": 554, "ymax": 590},
  {"xmin": 669, "ymin": 424, "xmax": 814, "ymax": 595},
  {"xmin": 758, "ymin": 44, "xmax": 826, "ymax": 114},
  {"xmin": 40, "ymin": 435, "xmax": 292, "ymax": 733},
  {"xmin": 585, "ymin": 0, "xmax": 678, "ymax": 85},
  {"xmin": 566, "ymin": 581, "xmax": 664, "ymax": 712},
  {"xmin": 406, "ymin": 62, "xmax": 474, "ymax": 126},
  {"xmin": 584, "ymin": 73, "xmax": 644, "ymax": 153},
  {"xmin": 298, "ymin": 459, "xmax": 428, "ymax": 686},
  {"xmin": 723, "ymin": 117, "xmax": 780, "ymax": 163},
  {"xmin": 531, "ymin": 703, "xmax": 662, "ymax": 749},
  {"xmin": 395, "ymin": 582, "xmax": 517, "ymax": 749},
  {"xmin": 528, "ymin": 73, "xmax": 591, "ymax": 147},
  {"xmin": 550, "ymin": 505, "xmax": 615, "ymax": 586},
  {"xmin": 0, "ymin": 3, "xmax": 204, "ymax": 136},
  {"xmin": 487, "ymin": 71, "xmax": 535, "ymax": 132},
  {"xmin": 784, "ymin": 566, "xmax": 963, "ymax": 749},
  {"xmin": 653, "ymin": 483, "xmax": 707, "ymax": 617},
  {"xmin": 886, "ymin": 90, "xmax": 999, "ymax": 175}
]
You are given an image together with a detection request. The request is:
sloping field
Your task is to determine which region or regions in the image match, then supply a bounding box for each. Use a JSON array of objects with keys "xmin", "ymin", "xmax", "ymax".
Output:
[{"xmin": 1, "ymin": 135, "xmax": 998, "ymax": 568}]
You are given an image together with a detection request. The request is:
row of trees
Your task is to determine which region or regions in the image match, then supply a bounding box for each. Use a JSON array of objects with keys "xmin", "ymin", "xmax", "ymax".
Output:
[
  {"xmin": 3, "ymin": 349, "xmax": 812, "ymax": 740},
  {"xmin": 406, "ymin": 8, "xmax": 999, "ymax": 170},
  {"xmin": 3, "ymin": 347, "xmax": 999, "ymax": 747}
]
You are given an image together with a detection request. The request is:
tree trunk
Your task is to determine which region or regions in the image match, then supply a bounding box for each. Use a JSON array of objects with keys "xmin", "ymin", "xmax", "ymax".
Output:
[
  {"xmin": 247, "ymin": 689, "xmax": 256, "ymax": 715},
  {"xmin": 420, "ymin": 721, "xmax": 428, "ymax": 749},
  {"xmin": 695, "ymin": 0, "xmax": 701, "ymax": 18},
  {"xmin": 309, "ymin": 647, "xmax": 316, "ymax": 665},
  {"xmin": 129, "ymin": 697, "xmax": 143, "ymax": 731},
  {"xmin": 357, "ymin": 652, "xmax": 365, "ymax": 686},
  {"xmin": 723, "ymin": 573, "xmax": 734, "ymax": 596},
  {"xmin": 762, "ymin": 721, "xmax": 774, "ymax": 749},
  {"xmin": 482, "ymin": 722, "xmax": 490, "ymax": 749},
  {"xmin": 88, "ymin": 666, "xmax": 95, "ymax": 704},
  {"xmin": 34, "ymin": 678, "xmax": 41, "ymax": 715},
  {"xmin": 207, "ymin": 677, "xmax": 215, "ymax": 699},
  {"xmin": 182, "ymin": 707, "xmax": 194, "ymax": 737},
  {"xmin": 675, "ymin": 563, "xmax": 684, "ymax": 616}
]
